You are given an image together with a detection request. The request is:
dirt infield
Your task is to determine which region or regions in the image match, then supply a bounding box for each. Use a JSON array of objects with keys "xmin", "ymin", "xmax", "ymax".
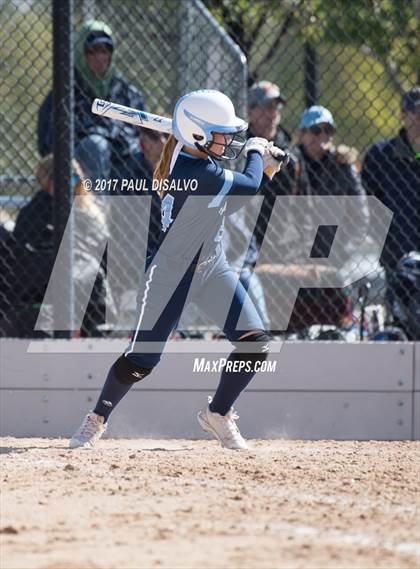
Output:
[{"xmin": 1, "ymin": 437, "xmax": 419, "ymax": 569}]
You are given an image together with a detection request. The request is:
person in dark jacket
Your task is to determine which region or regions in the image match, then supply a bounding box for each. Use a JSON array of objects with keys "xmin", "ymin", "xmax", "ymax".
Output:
[
  {"xmin": 254, "ymin": 104, "xmax": 370, "ymax": 334},
  {"xmin": 109, "ymin": 128, "xmax": 167, "ymax": 309},
  {"xmin": 9, "ymin": 155, "xmax": 116, "ymax": 337},
  {"xmin": 297, "ymin": 105, "xmax": 370, "ymax": 261},
  {"xmin": 291, "ymin": 105, "xmax": 370, "ymax": 332},
  {"xmin": 37, "ymin": 20, "xmax": 146, "ymax": 184},
  {"xmin": 247, "ymin": 81, "xmax": 309, "ymax": 259},
  {"xmin": 225, "ymin": 81, "xmax": 309, "ymax": 330},
  {"xmin": 362, "ymin": 86, "xmax": 420, "ymax": 272}
]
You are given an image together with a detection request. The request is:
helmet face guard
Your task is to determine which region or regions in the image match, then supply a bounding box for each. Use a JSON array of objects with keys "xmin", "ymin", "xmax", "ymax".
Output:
[
  {"xmin": 183, "ymin": 111, "xmax": 247, "ymax": 160},
  {"xmin": 199, "ymin": 129, "xmax": 247, "ymax": 160}
]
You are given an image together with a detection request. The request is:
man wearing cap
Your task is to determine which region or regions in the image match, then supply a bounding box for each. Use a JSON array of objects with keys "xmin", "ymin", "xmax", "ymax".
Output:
[
  {"xmin": 362, "ymin": 87, "xmax": 420, "ymax": 271},
  {"xmin": 248, "ymin": 81, "xmax": 289, "ymax": 146},
  {"xmin": 225, "ymin": 81, "xmax": 309, "ymax": 329},
  {"xmin": 247, "ymin": 81, "xmax": 309, "ymax": 238},
  {"xmin": 37, "ymin": 19, "xmax": 146, "ymax": 183}
]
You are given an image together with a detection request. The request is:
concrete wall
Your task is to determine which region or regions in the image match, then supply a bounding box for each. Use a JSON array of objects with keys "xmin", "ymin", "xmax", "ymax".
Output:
[{"xmin": 1, "ymin": 339, "xmax": 419, "ymax": 440}]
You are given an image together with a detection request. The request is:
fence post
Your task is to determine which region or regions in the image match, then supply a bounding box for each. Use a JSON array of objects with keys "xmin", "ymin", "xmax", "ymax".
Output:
[
  {"xmin": 304, "ymin": 41, "xmax": 318, "ymax": 107},
  {"xmin": 52, "ymin": 0, "xmax": 74, "ymax": 337}
]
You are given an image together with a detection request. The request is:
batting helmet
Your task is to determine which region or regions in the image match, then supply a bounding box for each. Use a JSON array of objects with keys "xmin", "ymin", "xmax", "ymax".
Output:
[{"xmin": 172, "ymin": 90, "xmax": 248, "ymax": 159}]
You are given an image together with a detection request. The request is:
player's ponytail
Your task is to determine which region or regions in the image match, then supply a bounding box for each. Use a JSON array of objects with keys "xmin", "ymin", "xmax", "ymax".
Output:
[{"xmin": 154, "ymin": 135, "xmax": 178, "ymax": 183}]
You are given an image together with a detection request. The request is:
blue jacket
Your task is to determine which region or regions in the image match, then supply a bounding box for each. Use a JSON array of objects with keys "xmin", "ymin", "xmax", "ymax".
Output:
[
  {"xmin": 362, "ymin": 129, "xmax": 420, "ymax": 270},
  {"xmin": 37, "ymin": 69, "xmax": 146, "ymax": 158}
]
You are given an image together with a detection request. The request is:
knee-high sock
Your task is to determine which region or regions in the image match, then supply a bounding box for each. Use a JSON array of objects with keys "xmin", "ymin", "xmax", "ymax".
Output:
[
  {"xmin": 93, "ymin": 365, "xmax": 133, "ymax": 422},
  {"xmin": 209, "ymin": 351, "xmax": 257, "ymax": 416}
]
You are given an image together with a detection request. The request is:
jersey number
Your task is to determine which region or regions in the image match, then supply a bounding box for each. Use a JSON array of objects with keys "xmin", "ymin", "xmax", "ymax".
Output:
[{"xmin": 161, "ymin": 194, "xmax": 174, "ymax": 233}]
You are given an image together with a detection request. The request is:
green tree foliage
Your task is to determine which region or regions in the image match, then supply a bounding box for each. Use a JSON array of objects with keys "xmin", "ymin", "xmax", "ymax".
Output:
[
  {"xmin": 204, "ymin": 0, "xmax": 299, "ymax": 84},
  {"xmin": 300, "ymin": 0, "xmax": 419, "ymax": 93},
  {"xmin": 1, "ymin": 0, "xmax": 52, "ymax": 178},
  {"xmin": 204, "ymin": 0, "xmax": 418, "ymax": 151},
  {"xmin": 2, "ymin": 0, "xmax": 417, "ymax": 182},
  {"xmin": 205, "ymin": 0, "xmax": 418, "ymax": 90}
]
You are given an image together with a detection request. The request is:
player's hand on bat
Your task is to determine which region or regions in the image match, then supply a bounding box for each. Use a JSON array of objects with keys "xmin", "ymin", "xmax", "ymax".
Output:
[
  {"xmin": 243, "ymin": 137, "xmax": 270, "ymax": 157},
  {"xmin": 263, "ymin": 143, "xmax": 289, "ymax": 179}
]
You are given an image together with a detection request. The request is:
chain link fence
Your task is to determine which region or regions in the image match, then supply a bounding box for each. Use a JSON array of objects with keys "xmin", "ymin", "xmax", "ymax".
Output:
[{"xmin": 1, "ymin": 0, "xmax": 419, "ymax": 340}]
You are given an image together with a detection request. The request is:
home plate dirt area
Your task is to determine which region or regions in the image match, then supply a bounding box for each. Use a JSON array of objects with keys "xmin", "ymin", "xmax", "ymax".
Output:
[{"xmin": 1, "ymin": 438, "xmax": 419, "ymax": 569}]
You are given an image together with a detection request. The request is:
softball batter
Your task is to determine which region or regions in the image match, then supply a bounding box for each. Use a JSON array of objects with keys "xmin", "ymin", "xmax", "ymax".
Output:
[{"xmin": 70, "ymin": 90, "xmax": 287, "ymax": 450}]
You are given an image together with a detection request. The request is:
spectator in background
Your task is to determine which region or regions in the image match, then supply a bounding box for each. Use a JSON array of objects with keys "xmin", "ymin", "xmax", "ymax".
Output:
[
  {"xmin": 8, "ymin": 155, "xmax": 116, "ymax": 337},
  {"xmin": 290, "ymin": 105, "xmax": 370, "ymax": 332},
  {"xmin": 247, "ymin": 80, "xmax": 308, "ymax": 201},
  {"xmin": 248, "ymin": 81, "xmax": 289, "ymax": 145},
  {"xmin": 122, "ymin": 128, "xmax": 169, "ymax": 248},
  {"xmin": 296, "ymin": 105, "xmax": 370, "ymax": 260},
  {"xmin": 109, "ymin": 128, "xmax": 167, "ymax": 310},
  {"xmin": 120, "ymin": 127, "xmax": 169, "ymax": 192},
  {"xmin": 38, "ymin": 19, "xmax": 146, "ymax": 183},
  {"xmin": 224, "ymin": 81, "xmax": 309, "ymax": 329},
  {"xmin": 362, "ymin": 86, "xmax": 420, "ymax": 272}
]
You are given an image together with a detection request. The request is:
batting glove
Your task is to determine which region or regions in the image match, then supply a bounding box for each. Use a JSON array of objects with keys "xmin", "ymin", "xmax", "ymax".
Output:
[
  {"xmin": 263, "ymin": 144, "xmax": 289, "ymax": 179},
  {"xmin": 243, "ymin": 137, "xmax": 270, "ymax": 157}
]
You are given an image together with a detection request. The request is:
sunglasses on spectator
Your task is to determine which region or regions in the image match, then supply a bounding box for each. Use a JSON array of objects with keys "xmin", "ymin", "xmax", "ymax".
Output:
[{"xmin": 309, "ymin": 124, "xmax": 336, "ymax": 136}]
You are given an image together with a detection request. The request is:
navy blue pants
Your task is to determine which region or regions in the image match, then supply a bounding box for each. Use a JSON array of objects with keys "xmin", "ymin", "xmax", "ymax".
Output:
[{"xmin": 125, "ymin": 252, "xmax": 264, "ymax": 368}]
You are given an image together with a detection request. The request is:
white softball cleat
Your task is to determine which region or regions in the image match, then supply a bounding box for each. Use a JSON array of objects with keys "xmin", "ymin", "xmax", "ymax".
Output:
[
  {"xmin": 197, "ymin": 397, "xmax": 248, "ymax": 450},
  {"xmin": 69, "ymin": 411, "xmax": 107, "ymax": 449}
]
